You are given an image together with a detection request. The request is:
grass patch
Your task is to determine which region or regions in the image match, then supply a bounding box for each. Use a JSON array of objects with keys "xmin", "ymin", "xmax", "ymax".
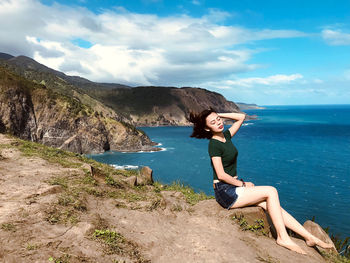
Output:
[
  {"xmin": 105, "ymin": 175, "xmax": 123, "ymax": 188},
  {"xmin": 93, "ymin": 229, "xmax": 125, "ymax": 254},
  {"xmin": 83, "ymin": 186, "xmax": 104, "ymax": 197},
  {"xmin": 321, "ymin": 251, "xmax": 350, "ymax": 263},
  {"xmin": 232, "ymin": 215, "xmax": 268, "ymax": 236},
  {"xmin": 1, "ymin": 223, "xmax": 16, "ymax": 232},
  {"xmin": 147, "ymin": 198, "xmax": 162, "ymax": 211},
  {"xmin": 170, "ymin": 203, "xmax": 183, "ymax": 212},
  {"xmin": 10, "ymin": 138, "xmax": 82, "ymax": 168},
  {"xmin": 26, "ymin": 243, "xmax": 40, "ymax": 250},
  {"xmin": 93, "ymin": 229, "xmax": 150, "ymax": 262},
  {"xmin": 118, "ymin": 169, "xmax": 139, "ymax": 177},
  {"xmin": 57, "ymin": 190, "xmax": 87, "ymax": 211},
  {"xmin": 81, "ymin": 174, "xmax": 98, "ymax": 186},
  {"xmin": 154, "ymin": 181, "xmax": 213, "ymax": 205},
  {"xmin": 49, "ymin": 254, "xmax": 71, "ymax": 263},
  {"xmin": 313, "ymin": 216, "xmax": 350, "ymax": 259},
  {"xmin": 47, "ymin": 176, "xmax": 68, "ymax": 189},
  {"xmin": 46, "ymin": 207, "xmax": 79, "ymax": 225},
  {"xmin": 108, "ymin": 189, "xmax": 148, "ymax": 203}
]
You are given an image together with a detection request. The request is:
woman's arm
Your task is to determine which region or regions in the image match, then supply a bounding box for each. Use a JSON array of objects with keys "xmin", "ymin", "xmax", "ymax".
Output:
[
  {"xmin": 217, "ymin": 112, "xmax": 246, "ymax": 137},
  {"xmin": 212, "ymin": 156, "xmax": 254, "ymax": 187}
]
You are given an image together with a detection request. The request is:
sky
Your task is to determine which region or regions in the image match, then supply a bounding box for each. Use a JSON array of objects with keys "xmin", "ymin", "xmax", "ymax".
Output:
[{"xmin": 1, "ymin": 0, "xmax": 350, "ymax": 105}]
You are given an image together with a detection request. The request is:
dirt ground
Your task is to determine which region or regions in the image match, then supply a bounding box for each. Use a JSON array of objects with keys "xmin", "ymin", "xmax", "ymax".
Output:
[{"xmin": 0, "ymin": 133, "xmax": 329, "ymax": 263}]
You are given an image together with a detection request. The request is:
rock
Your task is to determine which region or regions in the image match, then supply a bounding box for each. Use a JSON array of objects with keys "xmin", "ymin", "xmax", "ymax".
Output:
[
  {"xmin": 123, "ymin": 176, "xmax": 137, "ymax": 187},
  {"xmin": 303, "ymin": 220, "xmax": 337, "ymax": 253},
  {"xmin": 81, "ymin": 163, "xmax": 93, "ymax": 176},
  {"xmin": 137, "ymin": 166, "xmax": 153, "ymax": 185}
]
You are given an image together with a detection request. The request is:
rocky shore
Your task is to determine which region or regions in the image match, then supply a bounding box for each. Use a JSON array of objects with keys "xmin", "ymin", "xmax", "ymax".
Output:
[{"xmin": 0, "ymin": 133, "xmax": 340, "ymax": 263}]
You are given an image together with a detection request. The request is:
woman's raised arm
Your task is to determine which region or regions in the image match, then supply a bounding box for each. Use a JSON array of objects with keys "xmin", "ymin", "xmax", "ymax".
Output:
[{"xmin": 217, "ymin": 112, "xmax": 246, "ymax": 137}]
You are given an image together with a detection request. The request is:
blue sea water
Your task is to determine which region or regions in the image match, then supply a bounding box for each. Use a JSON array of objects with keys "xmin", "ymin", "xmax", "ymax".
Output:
[{"xmin": 89, "ymin": 105, "xmax": 350, "ymax": 238}]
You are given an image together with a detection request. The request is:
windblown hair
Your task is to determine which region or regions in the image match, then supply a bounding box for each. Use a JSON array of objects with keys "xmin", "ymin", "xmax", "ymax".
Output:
[{"xmin": 188, "ymin": 108, "xmax": 216, "ymax": 139}]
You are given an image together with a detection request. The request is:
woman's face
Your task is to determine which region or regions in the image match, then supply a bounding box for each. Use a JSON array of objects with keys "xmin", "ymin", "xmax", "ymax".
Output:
[{"xmin": 206, "ymin": 112, "xmax": 224, "ymax": 133}]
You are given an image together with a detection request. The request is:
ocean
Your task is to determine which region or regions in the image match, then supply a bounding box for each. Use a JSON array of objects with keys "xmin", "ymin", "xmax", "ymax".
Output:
[{"xmin": 88, "ymin": 104, "xmax": 350, "ymax": 239}]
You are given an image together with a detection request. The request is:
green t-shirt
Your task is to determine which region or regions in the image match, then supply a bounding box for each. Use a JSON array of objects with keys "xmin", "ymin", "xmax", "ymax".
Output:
[{"xmin": 208, "ymin": 129, "xmax": 238, "ymax": 180}]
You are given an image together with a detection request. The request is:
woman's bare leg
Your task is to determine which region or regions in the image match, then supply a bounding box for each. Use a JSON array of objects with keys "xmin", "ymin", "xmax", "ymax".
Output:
[
  {"xmin": 257, "ymin": 201, "xmax": 334, "ymax": 249},
  {"xmin": 231, "ymin": 186, "xmax": 306, "ymax": 254}
]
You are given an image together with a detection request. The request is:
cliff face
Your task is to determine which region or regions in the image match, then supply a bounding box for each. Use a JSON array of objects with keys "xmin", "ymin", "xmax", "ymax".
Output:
[{"xmin": 0, "ymin": 67, "xmax": 156, "ymax": 154}]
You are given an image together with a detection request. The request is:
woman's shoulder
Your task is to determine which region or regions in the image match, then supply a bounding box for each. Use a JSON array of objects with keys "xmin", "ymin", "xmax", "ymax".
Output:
[{"xmin": 223, "ymin": 129, "xmax": 232, "ymax": 139}]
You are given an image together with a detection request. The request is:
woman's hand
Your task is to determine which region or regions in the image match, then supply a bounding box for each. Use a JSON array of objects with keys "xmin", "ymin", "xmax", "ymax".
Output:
[{"xmin": 244, "ymin": 182, "xmax": 255, "ymax": 187}]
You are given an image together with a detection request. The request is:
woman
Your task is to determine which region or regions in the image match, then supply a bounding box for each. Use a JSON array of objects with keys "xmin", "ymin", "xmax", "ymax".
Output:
[{"xmin": 189, "ymin": 108, "xmax": 333, "ymax": 254}]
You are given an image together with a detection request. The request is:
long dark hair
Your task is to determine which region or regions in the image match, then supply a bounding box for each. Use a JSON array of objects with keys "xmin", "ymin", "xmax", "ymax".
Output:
[{"xmin": 188, "ymin": 108, "xmax": 216, "ymax": 139}]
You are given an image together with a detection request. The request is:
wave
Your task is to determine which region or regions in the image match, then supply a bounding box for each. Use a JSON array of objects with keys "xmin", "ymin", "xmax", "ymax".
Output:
[
  {"xmin": 121, "ymin": 147, "xmax": 167, "ymax": 153},
  {"xmin": 138, "ymin": 147, "xmax": 167, "ymax": 153},
  {"xmin": 111, "ymin": 164, "xmax": 139, "ymax": 170},
  {"xmin": 242, "ymin": 123, "xmax": 254, "ymax": 126}
]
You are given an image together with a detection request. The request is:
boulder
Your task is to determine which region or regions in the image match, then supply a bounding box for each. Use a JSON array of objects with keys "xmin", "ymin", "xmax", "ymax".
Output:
[
  {"xmin": 123, "ymin": 176, "xmax": 137, "ymax": 187},
  {"xmin": 303, "ymin": 220, "xmax": 337, "ymax": 253},
  {"xmin": 81, "ymin": 163, "xmax": 93, "ymax": 176},
  {"xmin": 137, "ymin": 166, "xmax": 153, "ymax": 185}
]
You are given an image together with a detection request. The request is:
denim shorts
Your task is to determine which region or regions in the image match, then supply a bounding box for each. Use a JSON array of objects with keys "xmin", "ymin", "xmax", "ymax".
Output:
[{"xmin": 214, "ymin": 182, "xmax": 239, "ymax": 209}]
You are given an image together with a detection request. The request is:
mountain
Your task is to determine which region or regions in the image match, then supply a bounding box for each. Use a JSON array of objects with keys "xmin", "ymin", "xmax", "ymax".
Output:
[
  {"xmin": 1, "ymin": 54, "xmax": 130, "ymax": 93},
  {"xmin": 0, "ymin": 54, "xmax": 255, "ymax": 127},
  {"xmin": 236, "ymin": 102, "xmax": 265, "ymax": 110},
  {"xmin": 0, "ymin": 52, "xmax": 14, "ymax": 60},
  {"xmin": 85, "ymin": 86, "xmax": 241, "ymax": 126},
  {"xmin": 0, "ymin": 55, "xmax": 137, "ymax": 124},
  {"xmin": 0, "ymin": 65, "xmax": 157, "ymax": 154}
]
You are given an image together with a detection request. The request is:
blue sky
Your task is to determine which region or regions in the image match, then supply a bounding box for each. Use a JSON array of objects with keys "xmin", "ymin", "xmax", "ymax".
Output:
[{"xmin": 1, "ymin": 0, "xmax": 350, "ymax": 105}]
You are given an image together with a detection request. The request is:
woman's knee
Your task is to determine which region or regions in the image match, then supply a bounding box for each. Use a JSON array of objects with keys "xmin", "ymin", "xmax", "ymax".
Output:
[{"xmin": 266, "ymin": 186, "xmax": 278, "ymax": 197}]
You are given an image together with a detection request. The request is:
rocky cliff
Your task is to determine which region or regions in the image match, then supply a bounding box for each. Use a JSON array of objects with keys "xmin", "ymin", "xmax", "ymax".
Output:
[{"xmin": 0, "ymin": 66, "xmax": 157, "ymax": 154}]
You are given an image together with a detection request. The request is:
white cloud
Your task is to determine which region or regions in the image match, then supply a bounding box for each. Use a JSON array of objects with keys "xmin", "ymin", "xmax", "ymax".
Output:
[
  {"xmin": 322, "ymin": 29, "xmax": 350, "ymax": 45},
  {"xmin": 192, "ymin": 0, "xmax": 201, "ymax": 6},
  {"xmin": 222, "ymin": 74, "xmax": 303, "ymax": 88},
  {"xmin": 203, "ymin": 8, "xmax": 233, "ymax": 23},
  {"xmin": 312, "ymin": 78, "xmax": 323, "ymax": 84},
  {"xmin": 202, "ymin": 75, "xmax": 338, "ymax": 105},
  {"xmin": 344, "ymin": 69, "xmax": 350, "ymax": 80},
  {"xmin": 0, "ymin": 0, "xmax": 307, "ymax": 86}
]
